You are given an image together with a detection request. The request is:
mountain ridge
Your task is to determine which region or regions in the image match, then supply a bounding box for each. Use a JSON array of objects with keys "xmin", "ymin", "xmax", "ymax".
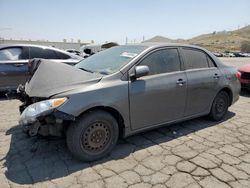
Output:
[{"xmin": 143, "ymin": 25, "xmax": 250, "ymax": 52}]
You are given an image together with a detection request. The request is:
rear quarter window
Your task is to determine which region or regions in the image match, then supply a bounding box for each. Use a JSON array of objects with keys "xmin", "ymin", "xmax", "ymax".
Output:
[
  {"xmin": 183, "ymin": 48, "xmax": 209, "ymax": 69},
  {"xmin": 55, "ymin": 51, "xmax": 71, "ymax": 59}
]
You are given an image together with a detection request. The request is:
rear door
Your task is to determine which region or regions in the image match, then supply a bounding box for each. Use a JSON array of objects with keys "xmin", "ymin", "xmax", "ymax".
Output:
[
  {"xmin": 129, "ymin": 48, "xmax": 187, "ymax": 130},
  {"xmin": 0, "ymin": 47, "xmax": 29, "ymax": 90},
  {"xmin": 181, "ymin": 48, "xmax": 222, "ymax": 117}
]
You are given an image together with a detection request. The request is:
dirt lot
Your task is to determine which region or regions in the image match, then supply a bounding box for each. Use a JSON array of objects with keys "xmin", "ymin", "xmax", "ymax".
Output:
[{"xmin": 0, "ymin": 58, "xmax": 250, "ymax": 188}]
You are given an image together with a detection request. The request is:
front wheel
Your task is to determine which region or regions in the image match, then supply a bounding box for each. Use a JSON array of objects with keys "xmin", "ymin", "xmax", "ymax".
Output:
[
  {"xmin": 66, "ymin": 110, "xmax": 119, "ymax": 161},
  {"xmin": 209, "ymin": 91, "xmax": 229, "ymax": 121}
]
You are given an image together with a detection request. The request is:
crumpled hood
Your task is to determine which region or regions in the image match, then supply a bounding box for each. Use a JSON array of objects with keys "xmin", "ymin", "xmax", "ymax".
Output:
[{"xmin": 25, "ymin": 59, "xmax": 103, "ymax": 97}]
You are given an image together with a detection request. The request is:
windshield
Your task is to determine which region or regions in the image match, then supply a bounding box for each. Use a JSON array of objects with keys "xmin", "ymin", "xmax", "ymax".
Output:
[{"xmin": 75, "ymin": 45, "xmax": 147, "ymax": 75}]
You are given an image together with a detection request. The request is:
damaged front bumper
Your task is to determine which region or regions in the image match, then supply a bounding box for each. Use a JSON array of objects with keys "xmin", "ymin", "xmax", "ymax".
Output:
[
  {"xmin": 18, "ymin": 93, "xmax": 75, "ymax": 137},
  {"xmin": 17, "ymin": 82, "xmax": 76, "ymax": 137},
  {"xmin": 19, "ymin": 109, "xmax": 75, "ymax": 137}
]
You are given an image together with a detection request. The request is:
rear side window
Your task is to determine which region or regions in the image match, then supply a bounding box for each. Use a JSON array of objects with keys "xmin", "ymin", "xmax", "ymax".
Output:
[
  {"xmin": 140, "ymin": 48, "xmax": 181, "ymax": 75},
  {"xmin": 0, "ymin": 47, "xmax": 24, "ymax": 61},
  {"xmin": 183, "ymin": 48, "xmax": 209, "ymax": 69},
  {"xmin": 30, "ymin": 47, "xmax": 59, "ymax": 59}
]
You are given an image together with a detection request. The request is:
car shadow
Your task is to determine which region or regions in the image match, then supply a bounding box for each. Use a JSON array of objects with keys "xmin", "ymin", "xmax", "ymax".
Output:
[{"xmin": 2, "ymin": 111, "xmax": 235, "ymax": 185}]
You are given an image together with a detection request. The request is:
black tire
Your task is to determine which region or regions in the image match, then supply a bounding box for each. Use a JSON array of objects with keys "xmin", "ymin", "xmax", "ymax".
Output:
[
  {"xmin": 66, "ymin": 110, "xmax": 119, "ymax": 161},
  {"xmin": 209, "ymin": 91, "xmax": 229, "ymax": 121}
]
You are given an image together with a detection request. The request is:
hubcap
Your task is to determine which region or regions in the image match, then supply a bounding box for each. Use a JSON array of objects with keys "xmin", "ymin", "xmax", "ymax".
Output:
[
  {"xmin": 215, "ymin": 98, "xmax": 225, "ymax": 113},
  {"xmin": 81, "ymin": 122, "xmax": 111, "ymax": 153}
]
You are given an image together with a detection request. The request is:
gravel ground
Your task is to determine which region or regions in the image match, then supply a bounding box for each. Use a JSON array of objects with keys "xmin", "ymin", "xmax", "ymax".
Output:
[{"xmin": 0, "ymin": 58, "xmax": 250, "ymax": 188}]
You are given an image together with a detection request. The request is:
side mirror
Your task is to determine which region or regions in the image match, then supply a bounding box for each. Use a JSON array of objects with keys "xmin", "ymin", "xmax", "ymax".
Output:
[{"xmin": 131, "ymin": 65, "xmax": 149, "ymax": 79}]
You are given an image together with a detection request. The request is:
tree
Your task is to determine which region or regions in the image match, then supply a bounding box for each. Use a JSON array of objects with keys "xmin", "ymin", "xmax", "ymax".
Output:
[{"xmin": 241, "ymin": 41, "xmax": 250, "ymax": 52}]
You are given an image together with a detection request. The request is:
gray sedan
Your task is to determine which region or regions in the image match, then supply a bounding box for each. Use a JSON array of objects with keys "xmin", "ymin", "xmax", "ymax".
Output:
[
  {"xmin": 0, "ymin": 44, "xmax": 82, "ymax": 92},
  {"xmin": 19, "ymin": 43, "xmax": 240, "ymax": 161}
]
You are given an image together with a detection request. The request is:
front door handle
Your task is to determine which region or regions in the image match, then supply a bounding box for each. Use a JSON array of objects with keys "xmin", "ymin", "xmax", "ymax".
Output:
[
  {"xmin": 176, "ymin": 79, "xmax": 186, "ymax": 86},
  {"xmin": 213, "ymin": 73, "xmax": 220, "ymax": 79}
]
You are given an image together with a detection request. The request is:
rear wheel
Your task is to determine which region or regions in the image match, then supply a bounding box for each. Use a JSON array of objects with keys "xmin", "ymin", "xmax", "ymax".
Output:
[
  {"xmin": 66, "ymin": 110, "xmax": 119, "ymax": 161},
  {"xmin": 209, "ymin": 91, "xmax": 229, "ymax": 121}
]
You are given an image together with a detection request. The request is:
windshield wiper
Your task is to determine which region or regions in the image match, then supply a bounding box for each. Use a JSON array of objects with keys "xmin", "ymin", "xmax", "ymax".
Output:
[{"xmin": 79, "ymin": 67, "xmax": 94, "ymax": 73}]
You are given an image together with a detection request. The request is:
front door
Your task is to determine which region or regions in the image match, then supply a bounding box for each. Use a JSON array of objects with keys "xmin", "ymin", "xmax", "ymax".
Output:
[
  {"xmin": 0, "ymin": 47, "xmax": 29, "ymax": 90},
  {"xmin": 129, "ymin": 48, "xmax": 187, "ymax": 130}
]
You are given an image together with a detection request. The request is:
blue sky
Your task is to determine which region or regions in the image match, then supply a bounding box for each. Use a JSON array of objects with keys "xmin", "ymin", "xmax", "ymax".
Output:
[{"xmin": 0, "ymin": 0, "xmax": 250, "ymax": 44}]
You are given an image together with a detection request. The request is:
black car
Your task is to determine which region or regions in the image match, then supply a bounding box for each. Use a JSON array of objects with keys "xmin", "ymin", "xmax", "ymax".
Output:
[{"xmin": 0, "ymin": 44, "xmax": 83, "ymax": 91}]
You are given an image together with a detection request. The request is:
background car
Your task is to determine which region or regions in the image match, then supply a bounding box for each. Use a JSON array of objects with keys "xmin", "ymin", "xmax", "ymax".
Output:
[
  {"xmin": 0, "ymin": 44, "xmax": 83, "ymax": 92},
  {"xmin": 222, "ymin": 52, "xmax": 235, "ymax": 57},
  {"xmin": 242, "ymin": 53, "xmax": 250, "ymax": 57},
  {"xmin": 79, "ymin": 42, "xmax": 119, "ymax": 57},
  {"xmin": 213, "ymin": 52, "xmax": 223, "ymax": 57},
  {"xmin": 66, "ymin": 49, "xmax": 81, "ymax": 56},
  {"xmin": 234, "ymin": 52, "xmax": 246, "ymax": 57},
  {"xmin": 238, "ymin": 64, "xmax": 250, "ymax": 89}
]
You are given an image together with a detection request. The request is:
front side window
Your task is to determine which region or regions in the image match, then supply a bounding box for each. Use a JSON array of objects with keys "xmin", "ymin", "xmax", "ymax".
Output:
[
  {"xmin": 30, "ymin": 47, "xmax": 58, "ymax": 59},
  {"xmin": 76, "ymin": 45, "xmax": 147, "ymax": 75},
  {"xmin": 0, "ymin": 47, "xmax": 23, "ymax": 61},
  {"xmin": 183, "ymin": 48, "xmax": 209, "ymax": 69},
  {"xmin": 139, "ymin": 49, "xmax": 181, "ymax": 76}
]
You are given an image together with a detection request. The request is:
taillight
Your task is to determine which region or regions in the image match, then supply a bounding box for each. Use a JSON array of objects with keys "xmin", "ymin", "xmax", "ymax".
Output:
[{"xmin": 236, "ymin": 71, "xmax": 241, "ymax": 79}]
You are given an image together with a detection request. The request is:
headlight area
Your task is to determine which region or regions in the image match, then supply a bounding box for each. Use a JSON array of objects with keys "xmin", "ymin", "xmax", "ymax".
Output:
[{"xmin": 19, "ymin": 97, "xmax": 74, "ymax": 136}]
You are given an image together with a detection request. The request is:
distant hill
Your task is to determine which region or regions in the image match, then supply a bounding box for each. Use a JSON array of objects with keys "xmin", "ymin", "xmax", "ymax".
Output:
[
  {"xmin": 144, "ymin": 25, "xmax": 250, "ymax": 52},
  {"xmin": 143, "ymin": 35, "xmax": 173, "ymax": 43},
  {"xmin": 188, "ymin": 25, "xmax": 250, "ymax": 52}
]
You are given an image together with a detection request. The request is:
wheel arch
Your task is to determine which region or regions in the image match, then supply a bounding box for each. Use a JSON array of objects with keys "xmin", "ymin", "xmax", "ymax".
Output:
[{"xmin": 77, "ymin": 106, "xmax": 126, "ymax": 138}]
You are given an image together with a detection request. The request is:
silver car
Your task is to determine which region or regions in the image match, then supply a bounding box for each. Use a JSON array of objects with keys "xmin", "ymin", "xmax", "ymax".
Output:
[
  {"xmin": 0, "ymin": 44, "xmax": 82, "ymax": 91},
  {"xmin": 19, "ymin": 43, "xmax": 240, "ymax": 161}
]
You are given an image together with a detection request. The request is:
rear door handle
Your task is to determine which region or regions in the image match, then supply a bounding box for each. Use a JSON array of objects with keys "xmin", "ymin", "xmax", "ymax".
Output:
[
  {"xmin": 213, "ymin": 73, "xmax": 220, "ymax": 79},
  {"xmin": 176, "ymin": 79, "xmax": 186, "ymax": 86}
]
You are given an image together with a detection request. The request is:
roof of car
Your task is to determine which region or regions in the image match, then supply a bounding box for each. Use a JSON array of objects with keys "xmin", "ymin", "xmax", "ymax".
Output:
[
  {"xmin": 0, "ymin": 44, "xmax": 83, "ymax": 59},
  {"xmin": 129, "ymin": 42, "xmax": 205, "ymax": 49},
  {"xmin": 1, "ymin": 43, "xmax": 46, "ymax": 48},
  {"xmin": 0, "ymin": 43, "xmax": 66, "ymax": 50}
]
